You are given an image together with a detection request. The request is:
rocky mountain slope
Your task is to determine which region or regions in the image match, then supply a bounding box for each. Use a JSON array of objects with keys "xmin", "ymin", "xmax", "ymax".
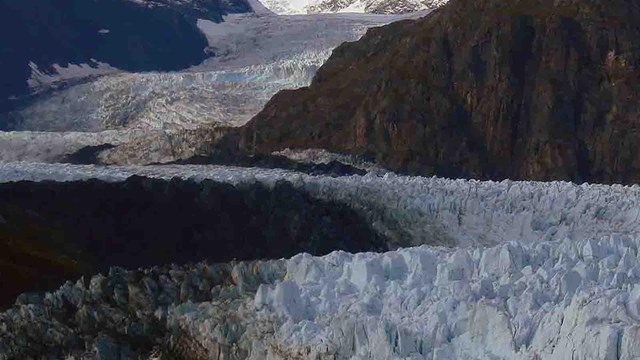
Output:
[{"xmin": 236, "ymin": 0, "xmax": 640, "ymax": 184}]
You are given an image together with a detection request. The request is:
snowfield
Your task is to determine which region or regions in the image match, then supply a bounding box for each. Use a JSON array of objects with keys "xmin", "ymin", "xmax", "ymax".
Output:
[
  {"xmin": 2, "ymin": 164, "xmax": 640, "ymax": 358},
  {"xmin": 27, "ymin": 60, "xmax": 120, "ymax": 92}
]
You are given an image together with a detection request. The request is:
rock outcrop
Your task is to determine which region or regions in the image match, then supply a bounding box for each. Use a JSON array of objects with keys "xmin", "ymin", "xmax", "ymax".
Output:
[{"xmin": 237, "ymin": 0, "xmax": 640, "ymax": 184}]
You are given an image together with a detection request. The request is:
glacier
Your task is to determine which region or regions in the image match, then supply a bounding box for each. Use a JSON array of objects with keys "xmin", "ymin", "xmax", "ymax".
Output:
[
  {"xmin": 185, "ymin": 236, "xmax": 640, "ymax": 359},
  {"xmin": 11, "ymin": 12, "xmax": 425, "ymax": 132},
  {"xmin": 2, "ymin": 10, "xmax": 427, "ymax": 164},
  {"xmin": 2, "ymin": 165, "xmax": 640, "ymax": 358},
  {"xmin": 1, "ymin": 163, "xmax": 639, "ymax": 247}
]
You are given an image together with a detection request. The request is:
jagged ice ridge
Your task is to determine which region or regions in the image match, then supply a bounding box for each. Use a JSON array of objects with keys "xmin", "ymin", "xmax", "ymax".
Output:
[{"xmin": 2, "ymin": 164, "xmax": 640, "ymax": 358}]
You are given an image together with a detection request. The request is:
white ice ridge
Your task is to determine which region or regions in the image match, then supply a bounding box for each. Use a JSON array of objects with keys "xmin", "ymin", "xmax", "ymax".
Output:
[
  {"xmin": 168, "ymin": 235, "xmax": 640, "ymax": 359},
  {"xmin": 1, "ymin": 163, "xmax": 640, "ymax": 248}
]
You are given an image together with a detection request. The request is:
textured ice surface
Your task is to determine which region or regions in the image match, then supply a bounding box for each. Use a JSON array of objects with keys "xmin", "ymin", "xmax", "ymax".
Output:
[
  {"xmin": 27, "ymin": 61, "xmax": 120, "ymax": 91},
  {"xmin": 3, "ymin": 9, "xmax": 425, "ymax": 162},
  {"xmin": 13, "ymin": 59, "xmax": 319, "ymax": 132},
  {"xmin": 7, "ymin": 236, "xmax": 640, "ymax": 359},
  {"xmin": 1, "ymin": 163, "xmax": 639, "ymax": 248},
  {"xmin": 11, "ymin": 12, "xmax": 421, "ymax": 133},
  {"xmin": 9, "ymin": 236, "xmax": 640, "ymax": 359},
  {"xmin": 3, "ymin": 164, "xmax": 640, "ymax": 358},
  {"xmin": 241, "ymin": 236, "xmax": 640, "ymax": 359},
  {"xmin": 161, "ymin": 235, "xmax": 640, "ymax": 359},
  {"xmin": 3, "ymin": 11, "xmax": 424, "ymax": 164}
]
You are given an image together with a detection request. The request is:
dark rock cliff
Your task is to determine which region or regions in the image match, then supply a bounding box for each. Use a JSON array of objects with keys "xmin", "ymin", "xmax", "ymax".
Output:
[
  {"xmin": 0, "ymin": 176, "xmax": 385, "ymax": 308},
  {"xmin": 236, "ymin": 0, "xmax": 640, "ymax": 184}
]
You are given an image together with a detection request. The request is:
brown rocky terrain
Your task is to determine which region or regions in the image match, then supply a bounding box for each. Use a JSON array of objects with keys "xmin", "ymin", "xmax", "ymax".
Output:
[{"xmin": 233, "ymin": 0, "xmax": 640, "ymax": 183}]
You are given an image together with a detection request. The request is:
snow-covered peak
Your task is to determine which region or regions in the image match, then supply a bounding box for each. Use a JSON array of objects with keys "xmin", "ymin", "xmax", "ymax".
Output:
[
  {"xmin": 246, "ymin": 0, "xmax": 276, "ymax": 14},
  {"xmin": 259, "ymin": 0, "xmax": 313, "ymax": 13},
  {"xmin": 259, "ymin": 0, "xmax": 447, "ymax": 14}
]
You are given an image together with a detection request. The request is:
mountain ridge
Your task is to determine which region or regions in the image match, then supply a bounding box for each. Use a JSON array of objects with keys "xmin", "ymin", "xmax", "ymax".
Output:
[{"xmin": 234, "ymin": 0, "xmax": 640, "ymax": 184}]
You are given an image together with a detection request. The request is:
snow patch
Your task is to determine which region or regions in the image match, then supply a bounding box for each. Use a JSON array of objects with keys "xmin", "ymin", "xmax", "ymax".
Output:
[
  {"xmin": 337, "ymin": 0, "xmax": 367, "ymax": 13},
  {"xmin": 247, "ymin": 0, "xmax": 275, "ymax": 15}
]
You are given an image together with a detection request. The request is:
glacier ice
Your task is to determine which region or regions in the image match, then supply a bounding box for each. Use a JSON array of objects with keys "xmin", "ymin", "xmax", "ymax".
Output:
[
  {"xmin": 259, "ymin": 0, "xmax": 446, "ymax": 15},
  {"xmin": 8, "ymin": 236, "xmax": 640, "ymax": 358},
  {"xmin": 1, "ymin": 163, "xmax": 640, "ymax": 247},
  {"xmin": 3, "ymin": 165, "xmax": 640, "ymax": 358},
  {"xmin": 2, "ymin": 11, "xmax": 427, "ymax": 164},
  {"xmin": 165, "ymin": 236, "xmax": 640, "ymax": 359},
  {"xmin": 9, "ymin": 12, "xmax": 422, "ymax": 133}
]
